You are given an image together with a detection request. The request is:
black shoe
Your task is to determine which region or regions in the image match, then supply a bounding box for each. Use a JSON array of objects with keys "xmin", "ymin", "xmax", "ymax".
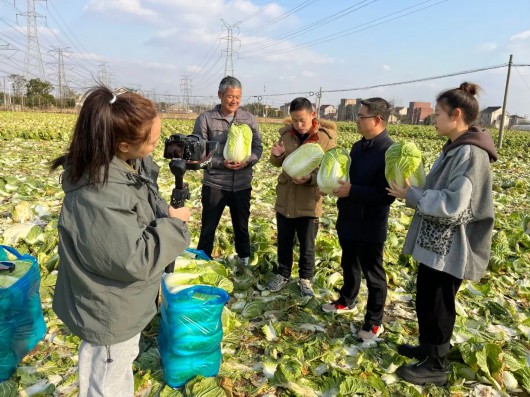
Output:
[
  {"xmin": 396, "ymin": 359, "xmax": 447, "ymax": 386},
  {"xmin": 397, "ymin": 344, "xmax": 428, "ymax": 360},
  {"xmin": 396, "ymin": 346, "xmax": 448, "ymax": 387}
]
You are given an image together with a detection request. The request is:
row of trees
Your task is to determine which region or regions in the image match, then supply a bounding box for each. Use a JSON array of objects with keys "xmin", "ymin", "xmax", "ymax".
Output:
[{"xmin": 1, "ymin": 74, "xmax": 77, "ymax": 109}]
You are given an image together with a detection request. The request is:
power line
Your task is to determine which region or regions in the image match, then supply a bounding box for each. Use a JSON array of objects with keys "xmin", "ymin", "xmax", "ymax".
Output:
[
  {"xmin": 236, "ymin": 1, "xmax": 278, "ymax": 26},
  {"xmin": 248, "ymin": 63, "xmax": 508, "ymax": 98},
  {"xmin": 241, "ymin": 0, "xmax": 318, "ymax": 36},
  {"xmin": 514, "ymin": 65, "xmax": 530, "ymax": 93},
  {"xmin": 240, "ymin": 0, "xmax": 376, "ymax": 56},
  {"xmin": 241, "ymin": 0, "xmax": 446, "ymax": 60}
]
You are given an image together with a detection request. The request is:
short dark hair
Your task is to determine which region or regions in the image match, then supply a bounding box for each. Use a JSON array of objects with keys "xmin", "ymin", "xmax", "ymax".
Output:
[
  {"xmin": 360, "ymin": 97, "xmax": 391, "ymax": 123},
  {"xmin": 290, "ymin": 97, "xmax": 314, "ymax": 113},
  {"xmin": 219, "ymin": 76, "xmax": 242, "ymax": 94},
  {"xmin": 436, "ymin": 82, "xmax": 480, "ymax": 125}
]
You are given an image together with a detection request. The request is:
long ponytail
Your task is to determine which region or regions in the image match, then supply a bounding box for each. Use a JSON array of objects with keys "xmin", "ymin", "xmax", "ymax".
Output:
[{"xmin": 51, "ymin": 86, "xmax": 157, "ymax": 184}]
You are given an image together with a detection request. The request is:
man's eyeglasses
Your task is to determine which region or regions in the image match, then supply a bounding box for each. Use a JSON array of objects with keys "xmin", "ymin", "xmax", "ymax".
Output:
[{"xmin": 357, "ymin": 114, "xmax": 379, "ymax": 119}]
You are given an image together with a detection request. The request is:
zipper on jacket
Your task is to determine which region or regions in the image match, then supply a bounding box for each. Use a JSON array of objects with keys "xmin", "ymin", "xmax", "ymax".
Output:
[{"xmin": 106, "ymin": 345, "xmax": 113, "ymax": 363}]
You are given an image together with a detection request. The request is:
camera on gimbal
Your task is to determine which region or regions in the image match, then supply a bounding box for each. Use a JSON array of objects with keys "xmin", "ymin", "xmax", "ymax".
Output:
[
  {"xmin": 162, "ymin": 134, "xmax": 218, "ymax": 272},
  {"xmin": 162, "ymin": 133, "xmax": 218, "ymax": 208}
]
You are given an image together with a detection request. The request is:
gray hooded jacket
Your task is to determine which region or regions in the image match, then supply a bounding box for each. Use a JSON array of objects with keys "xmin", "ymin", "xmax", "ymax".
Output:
[
  {"xmin": 52, "ymin": 156, "xmax": 190, "ymax": 345},
  {"xmin": 403, "ymin": 126, "xmax": 498, "ymax": 281}
]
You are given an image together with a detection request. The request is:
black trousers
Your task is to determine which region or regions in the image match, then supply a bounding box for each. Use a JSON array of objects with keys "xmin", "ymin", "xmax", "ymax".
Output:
[
  {"xmin": 276, "ymin": 212, "xmax": 319, "ymax": 280},
  {"xmin": 339, "ymin": 238, "xmax": 387, "ymax": 326},
  {"xmin": 197, "ymin": 185, "xmax": 251, "ymax": 259},
  {"xmin": 416, "ymin": 264, "xmax": 462, "ymax": 347}
]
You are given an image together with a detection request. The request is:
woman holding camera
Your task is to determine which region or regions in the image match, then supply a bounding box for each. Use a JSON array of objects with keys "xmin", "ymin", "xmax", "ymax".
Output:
[{"xmin": 51, "ymin": 86, "xmax": 190, "ymax": 396}]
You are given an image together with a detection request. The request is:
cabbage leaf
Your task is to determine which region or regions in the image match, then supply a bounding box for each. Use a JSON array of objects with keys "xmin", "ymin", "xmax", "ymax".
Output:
[
  {"xmin": 317, "ymin": 148, "xmax": 351, "ymax": 194},
  {"xmin": 282, "ymin": 143, "xmax": 324, "ymax": 179},
  {"xmin": 384, "ymin": 141, "xmax": 426, "ymax": 188},
  {"xmin": 223, "ymin": 123, "xmax": 252, "ymax": 162}
]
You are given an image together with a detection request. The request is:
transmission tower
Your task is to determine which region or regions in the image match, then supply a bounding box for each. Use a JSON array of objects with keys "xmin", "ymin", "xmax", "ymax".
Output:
[
  {"xmin": 180, "ymin": 76, "xmax": 192, "ymax": 111},
  {"xmin": 16, "ymin": 0, "xmax": 47, "ymax": 80},
  {"xmin": 49, "ymin": 46, "xmax": 70, "ymax": 104},
  {"xmin": 221, "ymin": 19, "xmax": 240, "ymax": 77},
  {"xmin": 98, "ymin": 62, "xmax": 112, "ymax": 88}
]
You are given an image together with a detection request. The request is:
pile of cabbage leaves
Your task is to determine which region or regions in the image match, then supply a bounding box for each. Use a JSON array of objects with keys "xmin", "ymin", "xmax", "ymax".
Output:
[{"xmin": 0, "ymin": 117, "xmax": 529, "ymax": 397}]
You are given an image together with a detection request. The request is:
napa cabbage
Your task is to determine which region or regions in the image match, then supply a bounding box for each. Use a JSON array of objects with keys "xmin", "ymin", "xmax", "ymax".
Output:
[
  {"xmin": 223, "ymin": 123, "xmax": 252, "ymax": 162},
  {"xmin": 384, "ymin": 141, "xmax": 426, "ymax": 188},
  {"xmin": 282, "ymin": 143, "xmax": 324, "ymax": 178},
  {"xmin": 317, "ymin": 148, "xmax": 351, "ymax": 194}
]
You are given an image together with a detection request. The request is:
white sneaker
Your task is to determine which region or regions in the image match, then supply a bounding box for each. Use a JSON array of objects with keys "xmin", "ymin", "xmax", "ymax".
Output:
[
  {"xmin": 267, "ymin": 274, "xmax": 290, "ymax": 292},
  {"xmin": 321, "ymin": 299, "xmax": 357, "ymax": 314},
  {"xmin": 357, "ymin": 324, "xmax": 384, "ymax": 340},
  {"xmin": 299, "ymin": 278, "xmax": 314, "ymax": 297},
  {"xmin": 237, "ymin": 256, "xmax": 249, "ymax": 266}
]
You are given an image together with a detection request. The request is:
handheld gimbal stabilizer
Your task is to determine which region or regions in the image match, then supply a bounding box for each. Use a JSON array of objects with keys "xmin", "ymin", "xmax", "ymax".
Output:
[
  {"xmin": 163, "ymin": 133, "xmax": 218, "ymax": 208},
  {"xmin": 163, "ymin": 133, "xmax": 218, "ymax": 272}
]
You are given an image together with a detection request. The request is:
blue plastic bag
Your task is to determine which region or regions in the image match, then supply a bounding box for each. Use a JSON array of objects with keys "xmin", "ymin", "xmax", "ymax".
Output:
[
  {"xmin": 158, "ymin": 283, "xmax": 230, "ymax": 388},
  {"xmin": 185, "ymin": 248, "xmax": 210, "ymax": 261},
  {"xmin": 0, "ymin": 245, "xmax": 47, "ymax": 382}
]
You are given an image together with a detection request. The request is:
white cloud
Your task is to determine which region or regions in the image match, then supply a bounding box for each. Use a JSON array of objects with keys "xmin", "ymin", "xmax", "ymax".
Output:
[
  {"xmin": 510, "ymin": 30, "xmax": 530, "ymax": 41},
  {"xmin": 85, "ymin": 0, "xmax": 156, "ymax": 18},
  {"xmin": 382, "ymin": 64, "xmax": 391, "ymax": 71},
  {"xmin": 478, "ymin": 42, "xmax": 497, "ymax": 51}
]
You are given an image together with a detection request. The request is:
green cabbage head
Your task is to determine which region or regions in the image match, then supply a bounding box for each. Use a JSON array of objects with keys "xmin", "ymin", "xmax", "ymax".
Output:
[
  {"xmin": 224, "ymin": 123, "xmax": 252, "ymax": 162},
  {"xmin": 317, "ymin": 148, "xmax": 351, "ymax": 194},
  {"xmin": 385, "ymin": 141, "xmax": 426, "ymax": 188},
  {"xmin": 282, "ymin": 143, "xmax": 324, "ymax": 178}
]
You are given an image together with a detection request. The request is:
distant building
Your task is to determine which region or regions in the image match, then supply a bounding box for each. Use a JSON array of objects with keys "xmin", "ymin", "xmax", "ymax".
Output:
[
  {"xmin": 280, "ymin": 102, "xmax": 290, "ymax": 117},
  {"xmin": 394, "ymin": 106, "xmax": 408, "ymax": 117},
  {"xmin": 509, "ymin": 114, "xmax": 527, "ymax": 128},
  {"xmin": 388, "ymin": 106, "xmax": 408, "ymax": 124},
  {"xmin": 337, "ymin": 99, "xmax": 357, "ymax": 121},
  {"xmin": 319, "ymin": 104, "xmax": 337, "ymax": 120},
  {"xmin": 480, "ymin": 106, "xmax": 509, "ymax": 128},
  {"xmin": 407, "ymin": 102, "xmax": 433, "ymax": 124}
]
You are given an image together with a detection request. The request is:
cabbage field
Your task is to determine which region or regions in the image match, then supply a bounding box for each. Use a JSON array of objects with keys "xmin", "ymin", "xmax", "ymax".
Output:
[{"xmin": 0, "ymin": 111, "xmax": 529, "ymax": 397}]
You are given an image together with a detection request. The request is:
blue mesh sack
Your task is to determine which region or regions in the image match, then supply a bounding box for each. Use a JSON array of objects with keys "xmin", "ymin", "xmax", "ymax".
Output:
[
  {"xmin": 0, "ymin": 245, "xmax": 47, "ymax": 382},
  {"xmin": 158, "ymin": 283, "xmax": 230, "ymax": 388}
]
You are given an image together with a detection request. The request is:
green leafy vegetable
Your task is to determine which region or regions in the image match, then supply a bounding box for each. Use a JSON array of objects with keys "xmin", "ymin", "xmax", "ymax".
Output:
[
  {"xmin": 223, "ymin": 123, "xmax": 252, "ymax": 162},
  {"xmin": 282, "ymin": 143, "xmax": 324, "ymax": 178},
  {"xmin": 317, "ymin": 148, "xmax": 351, "ymax": 195},
  {"xmin": 384, "ymin": 141, "xmax": 426, "ymax": 188}
]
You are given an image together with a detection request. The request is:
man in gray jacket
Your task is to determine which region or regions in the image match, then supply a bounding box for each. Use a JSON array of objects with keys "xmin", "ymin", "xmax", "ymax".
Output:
[{"xmin": 192, "ymin": 76, "xmax": 262, "ymax": 266}]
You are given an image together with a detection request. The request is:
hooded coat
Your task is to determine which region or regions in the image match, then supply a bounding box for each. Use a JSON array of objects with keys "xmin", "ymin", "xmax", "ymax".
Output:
[
  {"xmin": 270, "ymin": 118, "xmax": 337, "ymax": 218},
  {"xmin": 52, "ymin": 156, "xmax": 190, "ymax": 345},
  {"xmin": 403, "ymin": 126, "xmax": 498, "ymax": 281}
]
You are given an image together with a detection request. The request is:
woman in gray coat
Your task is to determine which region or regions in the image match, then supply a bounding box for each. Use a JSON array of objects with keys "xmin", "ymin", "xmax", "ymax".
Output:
[
  {"xmin": 51, "ymin": 86, "xmax": 190, "ymax": 396},
  {"xmin": 387, "ymin": 82, "xmax": 498, "ymax": 386}
]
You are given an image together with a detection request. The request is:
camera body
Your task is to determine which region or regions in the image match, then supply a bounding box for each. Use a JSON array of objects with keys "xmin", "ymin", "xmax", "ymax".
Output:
[{"xmin": 163, "ymin": 133, "xmax": 215, "ymax": 170}]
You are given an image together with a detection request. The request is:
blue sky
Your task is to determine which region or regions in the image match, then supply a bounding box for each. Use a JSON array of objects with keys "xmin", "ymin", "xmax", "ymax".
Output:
[{"xmin": 1, "ymin": 0, "xmax": 529, "ymax": 116}]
